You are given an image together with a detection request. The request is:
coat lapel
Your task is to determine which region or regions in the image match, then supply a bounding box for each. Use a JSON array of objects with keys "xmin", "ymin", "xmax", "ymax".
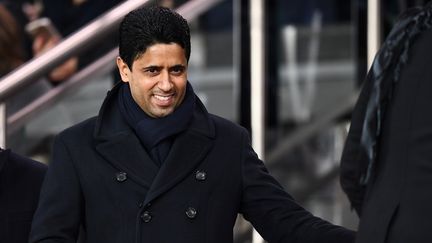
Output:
[
  {"xmin": 144, "ymin": 129, "xmax": 213, "ymax": 205},
  {"xmin": 94, "ymin": 83, "xmax": 160, "ymax": 188},
  {"xmin": 96, "ymin": 131, "xmax": 159, "ymax": 188}
]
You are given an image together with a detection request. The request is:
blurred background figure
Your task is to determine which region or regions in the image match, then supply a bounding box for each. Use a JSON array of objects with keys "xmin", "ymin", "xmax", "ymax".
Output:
[
  {"xmin": 35, "ymin": 0, "xmax": 122, "ymax": 83},
  {"xmin": 341, "ymin": 3, "xmax": 432, "ymax": 243},
  {"xmin": 0, "ymin": 1, "xmax": 71, "ymax": 155},
  {"xmin": 27, "ymin": 16, "xmax": 78, "ymax": 84},
  {"xmin": 0, "ymin": 147, "xmax": 47, "ymax": 243},
  {"xmin": 0, "ymin": 2, "xmax": 29, "ymax": 77},
  {"xmin": 3, "ymin": 0, "xmax": 123, "ymax": 84}
]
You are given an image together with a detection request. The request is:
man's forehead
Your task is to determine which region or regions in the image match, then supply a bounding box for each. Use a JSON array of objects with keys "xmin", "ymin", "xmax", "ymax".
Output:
[
  {"xmin": 133, "ymin": 43, "xmax": 187, "ymax": 64},
  {"xmin": 133, "ymin": 49, "xmax": 187, "ymax": 69}
]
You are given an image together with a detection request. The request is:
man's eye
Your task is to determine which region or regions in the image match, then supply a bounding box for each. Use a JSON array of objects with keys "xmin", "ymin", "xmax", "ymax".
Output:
[
  {"xmin": 147, "ymin": 68, "xmax": 158, "ymax": 73},
  {"xmin": 171, "ymin": 67, "xmax": 184, "ymax": 74}
]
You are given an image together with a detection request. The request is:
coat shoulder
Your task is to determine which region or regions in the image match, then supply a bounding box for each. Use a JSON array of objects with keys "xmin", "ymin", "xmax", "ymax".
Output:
[
  {"xmin": 57, "ymin": 116, "xmax": 98, "ymax": 141},
  {"xmin": 8, "ymin": 151, "xmax": 47, "ymax": 175},
  {"xmin": 208, "ymin": 114, "xmax": 249, "ymax": 137}
]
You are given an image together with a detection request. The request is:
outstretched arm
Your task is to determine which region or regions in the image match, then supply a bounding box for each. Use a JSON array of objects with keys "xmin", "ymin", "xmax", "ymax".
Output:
[{"xmin": 239, "ymin": 129, "xmax": 356, "ymax": 243}]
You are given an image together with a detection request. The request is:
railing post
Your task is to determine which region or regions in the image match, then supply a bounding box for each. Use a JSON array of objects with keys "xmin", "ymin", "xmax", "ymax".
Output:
[
  {"xmin": 367, "ymin": 0, "xmax": 382, "ymax": 70},
  {"xmin": 250, "ymin": 0, "xmax": 266, "ymax": 242},
  {"xmin": 0, "ymin": 102, "xmax": 6, "ymax": 148}
]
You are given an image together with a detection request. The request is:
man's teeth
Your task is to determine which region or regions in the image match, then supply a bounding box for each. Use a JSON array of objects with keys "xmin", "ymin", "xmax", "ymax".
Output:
[{"xmin": 155, "ymin": 95, "xmax": 171, "ymax": 101}]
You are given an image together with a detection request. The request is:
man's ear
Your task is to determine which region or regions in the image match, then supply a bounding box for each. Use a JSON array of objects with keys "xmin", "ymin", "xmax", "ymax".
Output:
[{"xmin": 116, "ymin": 57, "xmax": 131, "ymax": 82}]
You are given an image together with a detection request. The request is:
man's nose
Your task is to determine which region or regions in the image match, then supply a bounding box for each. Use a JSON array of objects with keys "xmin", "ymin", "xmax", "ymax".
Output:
[{"xmin": 158, "ymin": 71, "xmax": 173, "ymax": 91}]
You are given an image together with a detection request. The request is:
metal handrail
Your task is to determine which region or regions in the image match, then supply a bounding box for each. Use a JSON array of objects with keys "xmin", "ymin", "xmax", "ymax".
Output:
[
  {"xmin": 7, "ymin": 48, "xmax": 118, "ymax": 135},
  {"xmin": 2, "ymin": 0, "xmax": 223, "ymax": 137}
]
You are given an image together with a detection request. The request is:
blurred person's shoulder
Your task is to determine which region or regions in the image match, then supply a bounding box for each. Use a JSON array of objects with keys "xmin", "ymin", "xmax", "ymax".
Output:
[{"xmin": 0, "ymin": 148, "xmax": 47, "ymax": 181}]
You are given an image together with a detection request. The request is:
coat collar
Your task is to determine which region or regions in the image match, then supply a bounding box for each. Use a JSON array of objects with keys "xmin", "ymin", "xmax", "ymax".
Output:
[{"xmin": 94, "ymin": 83, "xmax": 215, "ymax": 200}]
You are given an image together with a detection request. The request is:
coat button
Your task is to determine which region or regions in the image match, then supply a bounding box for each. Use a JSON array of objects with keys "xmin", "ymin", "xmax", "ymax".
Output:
[
  {"xmin": 141, "ymin": 211, "xmax": 152, "ymax": 223},
  {"xmin": 185, "ymin": 207, "xmax": 197, "ymax": 219},
  {"xmin": 116, "ymin": 172, "xmax": 127, "ymax": 182},
  {"xmin": 195, "ymin": 170, "xmax": 206, "ymax": 181}
]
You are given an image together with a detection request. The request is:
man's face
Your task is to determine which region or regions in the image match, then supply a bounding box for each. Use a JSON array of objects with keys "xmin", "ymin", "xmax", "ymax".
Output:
[{"xmin": 117, "ymin": 43, "xmax": 188, "ymax": 118}]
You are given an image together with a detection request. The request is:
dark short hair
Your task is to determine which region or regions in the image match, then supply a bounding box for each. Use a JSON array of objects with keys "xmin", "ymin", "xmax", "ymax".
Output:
[{"xmin": 119, "ymin": 5, "xmax": 191, "ymax": 68}]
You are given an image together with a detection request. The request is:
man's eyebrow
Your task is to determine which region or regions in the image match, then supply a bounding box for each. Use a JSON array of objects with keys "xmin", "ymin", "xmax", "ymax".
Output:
[
  {"xmin": 170, "ymin": 64, "xmax": 186, "ymax": 69},
  {"xmin": 142, "ymin": 65, "xmax": 162, "ymax": 70}
]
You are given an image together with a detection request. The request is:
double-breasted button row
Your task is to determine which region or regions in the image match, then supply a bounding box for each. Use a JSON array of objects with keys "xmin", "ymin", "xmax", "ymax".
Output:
[
  {"xmin": 140, "ymin": 208, "xmax": 197, "ymax": 222},
  {"xmin": 141, "ymin": 211, "xmax": 152, "ymax": 223},
  {"xmin": 189, "ymin": 171, "xmax": 203, "ymax": 220},
  {"xmin": 195, "ymin": 170, "xmax": 206, "ymax": 181},
  {"xmin": 115, "ymin": 172, "xmax": 127, "ymax": 182}
]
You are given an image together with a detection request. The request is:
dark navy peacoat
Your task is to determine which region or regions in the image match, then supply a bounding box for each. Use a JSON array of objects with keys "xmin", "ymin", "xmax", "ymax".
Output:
[{"xmin": 30, "ymin": 83, "xmax": 354, "ymax": 243}]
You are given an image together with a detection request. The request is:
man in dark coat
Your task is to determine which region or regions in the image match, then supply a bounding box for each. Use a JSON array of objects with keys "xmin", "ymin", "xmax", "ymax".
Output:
[
  {"xmin": 29, "ymin": 6, "xmax": 355, "ymax": 243},
  {"xmin": 0, "ymin": 148, "xmax": 47, "ymax": 243},
  {"xmin": 340, "ymin": 3, "xmax": 432, "ymax": 243}
]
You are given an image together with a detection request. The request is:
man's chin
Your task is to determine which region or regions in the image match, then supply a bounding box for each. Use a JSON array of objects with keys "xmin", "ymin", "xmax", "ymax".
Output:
[{"xmin": 150, "ymin": 108, "xmax": 175, "ymax": 118}]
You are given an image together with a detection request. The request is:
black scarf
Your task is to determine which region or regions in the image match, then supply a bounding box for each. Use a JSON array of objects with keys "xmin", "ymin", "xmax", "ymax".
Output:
[
  {"xmin": 359, "ymin": 3, "xmax": 432, "ymax": 185},
  {"xmin": 117, "ymin": 82, "xmax": 195, "ymax": 166}
]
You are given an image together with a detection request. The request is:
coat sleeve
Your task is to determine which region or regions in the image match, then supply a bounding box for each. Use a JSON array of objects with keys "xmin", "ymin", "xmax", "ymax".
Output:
[
  {"xmin": 238, "ymin": 129, "xmax": 355, "ymax": 243},
  {"xmin": 29, "ymin": 135, "xmax": 83, "ymax": 243}
]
